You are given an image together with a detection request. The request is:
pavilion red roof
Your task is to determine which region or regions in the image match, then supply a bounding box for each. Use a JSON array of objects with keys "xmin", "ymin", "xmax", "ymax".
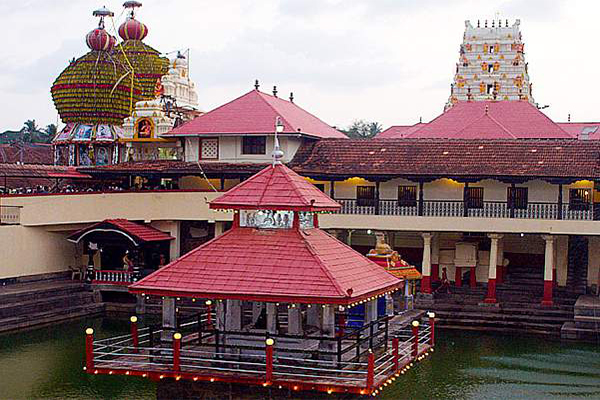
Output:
[
  {"xmin": 209, "ymin": 163, "xmax": 341, "ymax": 211},
  {"xmin": 129, "ymin": 227, "xmax": 400, "ymax": 304},
  {"xmin": 378, "ymin": 123, "xmax": 426, "ymax": 138},
  {"xmin": 67, "ymin": 219, "xmax": 174, "ymax": 245},
  {"xmin": 556, "ymin": 122, "xmax": 600, "ymax": 140},
  {"xmin": 162, "ymin": 89, "xmax": 347, "ymax": 139},
  {"xmin": 388, "ymin": 101, "xmax": 573, "ymax": 139}
]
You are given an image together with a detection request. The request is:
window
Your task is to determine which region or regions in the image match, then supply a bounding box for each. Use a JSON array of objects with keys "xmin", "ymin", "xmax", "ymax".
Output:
[
  {"xmin": 242, "ymin": 136, "xmax": 266, "ymax": 155},
  {"xmin": 465, "ymin": 187, "xmax": 484, "ymax": 209},
  {"xmin": 356, "ymin": 186, "xmax": 376, "ymax": 207},
  {"xmin": 313, "ymin": 184, "xmax": 325, "ymax": 192},
  {"xmin": 398, "ymin": 186, "xmax": 417, "ymax": 207},
  {"xmin": 200, "ymin": 138, "xmax": 219, "ymax": 160},
  {"xmin": 569, "ymin": 188, "xmax": 591, "ymax": 211},
  {"xmin": 508, "ymin": 187, "xmax": 528, "ymax": 209}
]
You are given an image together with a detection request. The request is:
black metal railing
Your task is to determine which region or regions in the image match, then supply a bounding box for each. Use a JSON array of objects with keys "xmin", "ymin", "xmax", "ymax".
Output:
[{"xmin": 336, "ymin": 199, "xmax": 594, "ymax": 221}]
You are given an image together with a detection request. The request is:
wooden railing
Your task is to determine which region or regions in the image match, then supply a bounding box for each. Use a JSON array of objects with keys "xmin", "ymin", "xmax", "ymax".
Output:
[
  {"xmin": 0, "ymin": 205, "xmax": 21, "ymax": 225},
  {"xmin": 336, "ymin": 199, "xmax": 594, "ymax": 221}
]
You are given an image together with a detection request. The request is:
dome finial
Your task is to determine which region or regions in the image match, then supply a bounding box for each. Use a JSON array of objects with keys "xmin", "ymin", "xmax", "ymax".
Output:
[
  {"xmin": 87, "ymin": 7, "xmax": 116, "ymax": 51},
  {"xmin": 119, "ymin": 1, "xmax": 148, "ymax": 41}
]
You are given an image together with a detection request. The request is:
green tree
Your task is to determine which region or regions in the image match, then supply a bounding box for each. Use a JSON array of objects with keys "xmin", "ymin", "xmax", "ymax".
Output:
[
  {"xmin": 343, "ymin": 119, "xmax": 382, "ymax": 139},
  {"xmin": 44, "ymin": 124, "xmax": 57, "ymax": 136}
]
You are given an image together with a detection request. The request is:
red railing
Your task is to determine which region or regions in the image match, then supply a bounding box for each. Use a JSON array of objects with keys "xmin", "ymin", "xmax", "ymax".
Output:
[{"xmin": 84, "ymin": 312, "xmax": 435, "ymax": 396}]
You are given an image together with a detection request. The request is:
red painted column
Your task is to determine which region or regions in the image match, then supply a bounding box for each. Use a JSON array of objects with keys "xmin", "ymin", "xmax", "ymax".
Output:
[
  {"xmin": 366, "ymin": 351, "xmax": 375, "ymax": 391},
  {"xmin": 392, "ymin": 338, "xmax": 399, "ymax": 371},
  {"xmin": 421, "ymin": 233, "xmax": 433, "ymax": 294},
  {"xmin": 496, "ymin": 265, "xmax": 503, "ymax": 285},
  {"xmin": 130, "ymin": 316, "xmax": 139, "ymax": 353},
  {"xmin": 313, "ymin": 213, "xmax": 319, "ymax": 228},
  {"xmin": 265, "ymin": 338, "xmax": 274, "ymax": 385},
  {"xmin": 421, "ymin": 275, "xmax": 432, "ymax": 294},
  {"xmin": 205, "ymin": 300, "xmax": 213, "ymax": 329},
  {"xmin": 455, "ymin": 267, "xmax": 462, "ymax": 287},
  {"xmin": 173, "ymin": 332, "xmax": 181, "ymax": 372},
  {"xmin": 484, "ymin": 278, "xmax": 497, "ymax": 304},
  {"xmin": 541, "ymin": 235, "xmax": 554, "ymax": 307},
  {"xmin": 469, "ymin": 268, "xmax": 477, "ymax": 289},
  {"xmin": 431, "ymin": 264, "xmax": 439, "ymax": 283},
  {"xmin": 428, "ymin": 312, "xmax": 436, "ymax": 347},
  {"xmin": 411, "ymin": 321, "xmax": 420, "ymax": 359},
  {"xmin": 85, "ymin": 328, "xmax": 94, "ymax": 371}
]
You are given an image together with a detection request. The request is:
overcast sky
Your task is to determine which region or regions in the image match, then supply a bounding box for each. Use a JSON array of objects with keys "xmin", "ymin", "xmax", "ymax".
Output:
[{"xmin": 1, "ymin": 0, "xmax": 599, "ymax": 131}]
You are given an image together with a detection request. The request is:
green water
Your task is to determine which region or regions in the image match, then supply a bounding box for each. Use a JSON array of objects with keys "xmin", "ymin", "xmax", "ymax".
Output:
[{"xmin": 0, "ymin": 318, "xmax": 599, "ymax": 399}]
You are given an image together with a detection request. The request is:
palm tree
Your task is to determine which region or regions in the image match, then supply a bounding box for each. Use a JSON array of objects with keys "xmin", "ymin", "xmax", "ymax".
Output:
[{"xmin": 44, "ymin": 124, "xmax": 57, "ymax": 136}]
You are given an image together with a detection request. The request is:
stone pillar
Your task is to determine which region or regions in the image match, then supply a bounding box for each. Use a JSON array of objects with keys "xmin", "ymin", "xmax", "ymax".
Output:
[
  {"xmin": 319, "ymin": 305, "xmax": 336, "ymax": 358},
  {"xmin": 542, "ymin": 235, "xmax": 555, "ymax": 306},
  {"xmin": 214, "ymin": 221, "xmax": 226, "ymax": 238},
  {"xmin": 215, "ymin": 300, "xmax": 226, "ymax": 331},
  {"xmin": 135, "ymin": 294, "xmax": 146, "ymax": 315},
  {"xmin": 266, "ymin": 303, "xmax": 277, "ymax": 334},
  {"xmin": 307, "ymin": 304, "xmax": 322, "ymax": 329},
  {"xmin": 385, "ymin": 293, "xmax": 395, "ymax": 316},
  {"xmin": 166, "ymin": 221, "xmax": 181, "ymax": 262},
  {"xmin": 484, "ymin": 234, "xmax": 503, "ymax": 303},
  {"xmin": 225, "ymin": 300, "xmax": 242, "ymax": 331},
  {"xmin": 431, "ymin": 234, "xmax": 440, "ymax": 283},
  {"xmin": 252, "ymin": 302, "xmax": 263, "ymax": 325},
  {"xmin": 287, "ymin": 305, "xmax": 303, "ymax": 335},
  {"xmin": 421, "ymin": 233, "xmax": 433, "ymax": 294},
  {"xmin": 364, "ymin": 299, "xmax": 378, "ymax": 323},
  {"xmin": 161, "ymin": 297, "xmax": 176, "ymax": 342}
]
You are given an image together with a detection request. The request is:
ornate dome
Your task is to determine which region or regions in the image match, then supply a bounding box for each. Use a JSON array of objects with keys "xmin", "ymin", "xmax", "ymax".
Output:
[
  {"xmin": 118, "ymin": 18, "xmax": 148, "ymax": 41},
  {"xmin": 115, "ymin": 37, "xmax": 169, "ymax": 101},
  {"xmin": 85, "ymin": 28, "xmax": 115, "ymax": 51}
]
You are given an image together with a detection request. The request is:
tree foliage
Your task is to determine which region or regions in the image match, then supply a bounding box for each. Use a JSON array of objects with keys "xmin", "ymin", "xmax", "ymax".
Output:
[{"xmin": 341, "ymin": 119, "xmax": 383, "ymax": 139}]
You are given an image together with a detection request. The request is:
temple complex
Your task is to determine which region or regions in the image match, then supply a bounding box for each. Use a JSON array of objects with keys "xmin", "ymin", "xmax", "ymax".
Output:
[{"xmin": 446, "ymin": 19, "xmax": 534, "ymax": 109}]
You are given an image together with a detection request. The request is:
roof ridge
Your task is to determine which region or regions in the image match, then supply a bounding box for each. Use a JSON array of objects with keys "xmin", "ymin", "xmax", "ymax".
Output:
[
  {"xmin": 300, "ymin": 229, "xmax": 348, "ymax": 298},
  {"xmin": 166, "ymin": 90, "xmax": 257, "ymax": 135},
  {"xmin": 455, "ymin": 112, "xmax": 516, "ymax": 138},
  {"xmin": 255, "ymin": 91, "xmax": 295, "ymax": 132}
]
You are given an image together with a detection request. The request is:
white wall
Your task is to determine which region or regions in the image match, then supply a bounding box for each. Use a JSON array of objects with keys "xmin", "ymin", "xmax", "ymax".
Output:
[{"xmin": 184, "ymin": 135, "xmax": 304, "ymax": 164}]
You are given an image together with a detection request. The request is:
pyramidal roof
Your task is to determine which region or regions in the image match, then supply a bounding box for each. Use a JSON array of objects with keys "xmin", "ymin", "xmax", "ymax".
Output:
[
  {"xmin": 390, "ymin": 101, "xmax": 574, "ymax": 139},
  {"xmin": 209, "ymin": 163, "xmax": 341, "ymax": 211},
  {"xmin": 162, "ymin": 89, "xmax": 347, "ymax": 139},
  {"xmin": 129, "ymin": 227, "xmax": 400, "ymax": 304}
]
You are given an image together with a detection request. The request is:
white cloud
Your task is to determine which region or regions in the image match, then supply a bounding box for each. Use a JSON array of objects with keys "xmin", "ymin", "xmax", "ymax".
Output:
[{"xmin": 0, "ymin": 0, "xmax": 598, "ymax": 130}]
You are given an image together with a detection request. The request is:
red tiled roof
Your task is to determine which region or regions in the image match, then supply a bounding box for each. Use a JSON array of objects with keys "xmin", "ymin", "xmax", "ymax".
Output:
[
  {"xmin": 130, "ymin": 227, "xmax": 400, "ymax": 304},
  {"xmin": 162, "ymin": 89, "xmax": 347, "ymax": 139},
  {"xmin": 289, "ymin": 138, "xmax": 600, "ymax": 179},
  {"xmin": 209, "ymin": 163, "xmax": 341, "ymax": 211},
  {"xmin": 556, "ymin": 122, "xmax": 600, "ymax": 140},
  {"xmin": 377, "ymin": 123, "xmax": 426, "ymax": 138},
  {"xmin": 0, "ymin": 163, "xmax": 91, "ymax": 179},
  {"xmin": 78, "ymin": 160, "xmax": 269, "ymax": 176},
  {"xmin": 67, "ymin": 219, "xmax": 174, "ymax": 244},
  {"xmin": 405, "ymin": 101, "xmax": 573, "ymax": 139},
  {"xmin": 0, "ymin": 143, "xmax": 53, "ymax": 165}
]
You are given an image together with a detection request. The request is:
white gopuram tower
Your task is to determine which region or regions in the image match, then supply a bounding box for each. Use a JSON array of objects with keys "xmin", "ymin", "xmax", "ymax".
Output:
[{"xmin": 446, "ymin": 19, "xmax": 535, "ymax": 110}]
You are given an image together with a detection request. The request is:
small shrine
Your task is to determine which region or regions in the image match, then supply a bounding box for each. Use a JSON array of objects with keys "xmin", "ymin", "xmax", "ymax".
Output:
[
  {"xmin": 366, "ymin": 232, "xmax": 421, "ymax": 311},
  {"xmin": 84, "ymin": 133, "xmax": 436, "ymax": 396}
]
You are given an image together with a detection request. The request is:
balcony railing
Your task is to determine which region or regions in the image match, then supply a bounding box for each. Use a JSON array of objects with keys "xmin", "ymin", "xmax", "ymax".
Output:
[
  {"xmin": 337, "ymin": 199, "xmax": 594, "ymax": 221},
  {"xmin": 0, "ymin": 205, "xmax": 21, "ymax": 225},
  {"xmin": 92, "ymin": 270, "xmax": 133, "ymax": 285}
]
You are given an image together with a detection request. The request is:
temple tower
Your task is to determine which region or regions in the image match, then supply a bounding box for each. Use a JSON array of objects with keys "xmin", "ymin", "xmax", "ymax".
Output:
[{"xmin": 446, "ymin": 19, "xmax": 535, "ymax": 110}]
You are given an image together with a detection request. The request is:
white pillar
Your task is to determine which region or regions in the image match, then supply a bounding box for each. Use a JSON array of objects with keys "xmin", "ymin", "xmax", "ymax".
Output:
[
  {"xmin": 364, "ymin": 299, "xmax": 378, "ymax": 323},
  {"xmin": 287, "ymin": 305, "xmax": 303, "ymax": 335},
  {"xmin": 214, "ymin": 221, "xmax": 226, "ymax": 238},
  {"xmin": 319, "ymin": 305, "xmax": 336, "ymax": 357},
  {"xmin": 168, "ymin": 221, "xmax": 181, "ymax": 261},
  {"xmin": 266, "ymin": 303, "xmax": 277, "ymax": 334},
  {"xmin": 421, "ymin": 232, "xmax": 433, "ymax": 293},
  {"xmin": 542, "ymin": 235, "xmax": 555, "ymax": 305},
  {"xmin": 485, "ymin": 234, "xmax": 503, "ymax": 303}
]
